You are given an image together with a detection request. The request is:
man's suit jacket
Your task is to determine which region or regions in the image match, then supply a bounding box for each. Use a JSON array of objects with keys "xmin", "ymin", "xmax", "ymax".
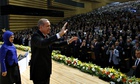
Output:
[
  {"xmin": 108, "ymin": 49, "xmax": 119, "ymax": 65},
  {"xmin": 127, "ymin": 60, "xmax": 140, "ymax": 77},
  {"xmin": 30, "ymin": 30, "xmax": 67, "ymax": 80},
  {"xmin": 93, "ymin": 42, "xmax": 101, "ymax": 57},
  {"xmin": 135, "ymin": 61, "xmax": 140, "ymax": 78}
]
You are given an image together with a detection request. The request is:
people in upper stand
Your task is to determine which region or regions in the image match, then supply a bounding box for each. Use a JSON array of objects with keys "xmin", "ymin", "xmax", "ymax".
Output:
[
  {"xmin": 0, "ymin": 30, "xmax": 21, "ymax": 84},
  {"xmin": 30, "ymin": 18, "xmax": 78, "ymax": 84}
]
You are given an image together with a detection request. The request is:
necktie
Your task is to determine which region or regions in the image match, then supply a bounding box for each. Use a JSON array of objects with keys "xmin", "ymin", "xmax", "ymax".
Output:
[
  {"xmin": 44, "ymin": 35, "xmax": 49, "ymax": 39},
  {"xmin": 135, "ymin": 59, "xmax": 139, "ymax": 66}
]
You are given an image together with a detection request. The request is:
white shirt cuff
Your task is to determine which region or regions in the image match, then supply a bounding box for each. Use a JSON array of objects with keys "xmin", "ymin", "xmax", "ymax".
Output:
[
  {"xmin": 56, "ymin": 33, "xmax": 61, "ymax": 39},
  {"xmin": 67, "ymin": 40, "xmax": 70, "ymax": 45}
]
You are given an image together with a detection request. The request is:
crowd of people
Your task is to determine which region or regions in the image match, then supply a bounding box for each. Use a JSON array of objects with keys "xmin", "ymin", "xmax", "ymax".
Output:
[
  {"xmin": 1, "ymin": 1, "xmax": 140, "ymax": 78},
  {"xmin": 53, "ymin": 1, "xmax": 140, "ymax": 72}
]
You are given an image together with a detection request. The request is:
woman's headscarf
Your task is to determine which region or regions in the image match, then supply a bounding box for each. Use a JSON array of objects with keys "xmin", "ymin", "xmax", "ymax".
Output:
[{"xmin": 3, "ymin": 31, "xmax": 14, "ymax": 45}]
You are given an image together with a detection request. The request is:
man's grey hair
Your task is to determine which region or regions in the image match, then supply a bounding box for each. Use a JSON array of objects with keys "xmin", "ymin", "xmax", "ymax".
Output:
[{"xmin": 37, "ymin": 18, "xmax": 49, "ymax": 27}]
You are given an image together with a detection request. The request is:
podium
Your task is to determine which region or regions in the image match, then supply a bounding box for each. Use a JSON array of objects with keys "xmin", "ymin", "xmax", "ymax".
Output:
[{"xmin": 18, "ymin": 51, "xmax": 30, "ymax": 73}]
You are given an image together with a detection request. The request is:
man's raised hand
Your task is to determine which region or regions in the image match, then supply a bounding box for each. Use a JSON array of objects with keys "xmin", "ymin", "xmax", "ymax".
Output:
[{"xmin": 59, "ymin": 22, "xmax": 68, "ymax": 37}]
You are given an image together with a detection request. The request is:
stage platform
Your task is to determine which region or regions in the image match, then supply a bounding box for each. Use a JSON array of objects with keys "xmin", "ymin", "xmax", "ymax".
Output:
[
  {"xmin": 17, "ymin": 50, "xmax": 109, "ymax": 84},
  {"xmin": 21, "ymin": 61, "xmax": 109, "ymax": 84}
]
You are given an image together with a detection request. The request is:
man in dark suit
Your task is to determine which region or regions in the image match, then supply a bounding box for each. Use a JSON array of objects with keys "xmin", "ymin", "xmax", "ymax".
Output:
[
  {"xmin": 91, "ymin": 38, "xmax": 101, "ymax": 66},
  {"xmin": 30, "ymin": 18, "xmax": 78, "ymax": 84},
  {"xmin": 132, "ymin": 49, "xmax": 140, "ymax": 78},
  {"xmin": 71, "ymin": 39, "xmax": 81, "ymax": 58}
]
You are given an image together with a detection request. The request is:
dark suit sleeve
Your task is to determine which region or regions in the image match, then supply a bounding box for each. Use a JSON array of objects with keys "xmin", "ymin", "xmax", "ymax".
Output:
[
  {"xmin": 52, "ymin": 41, "xmax": 68, "ymax": 48},
  {"xmin": 135, "ymin": 63, "xmax": 140, "ymax": 78},
  {"xmin": 31, "ymin": 33, "xmax": 58, "ymax": 48}
]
